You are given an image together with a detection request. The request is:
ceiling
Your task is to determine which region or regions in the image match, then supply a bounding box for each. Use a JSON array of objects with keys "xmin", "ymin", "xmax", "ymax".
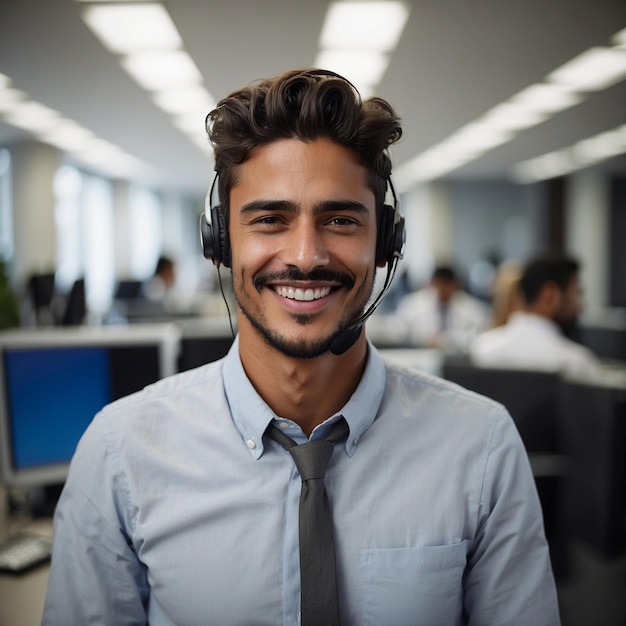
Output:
[{"xmin": 1, "ymin": 0, "xmax": 625, "ymax": 196}]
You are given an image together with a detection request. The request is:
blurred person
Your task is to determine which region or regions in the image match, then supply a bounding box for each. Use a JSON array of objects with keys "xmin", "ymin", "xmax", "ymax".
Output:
[
  {"xmin": 470, "ymin": 253, "xmax": 601, "ymax": 380},
  {"xmin": 489, "ymin": 259, "xmax": 523, "ymax": 328},
  {"xmin": 143, "ymin": 255, "xmax": 176, "ymax": 302},
  {"xmin": 394, "ymin": 264, "xmax": 490, "ymax": 352},
  {"xmin": 43, "ymin": 69, "xmax": 559, "ymax": 625}
]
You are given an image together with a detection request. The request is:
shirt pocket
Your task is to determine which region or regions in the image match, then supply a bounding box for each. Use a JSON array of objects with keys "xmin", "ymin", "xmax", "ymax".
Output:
[{"xmin": 360, "ymin": 541, "xmax": 467, "ymax": 626}]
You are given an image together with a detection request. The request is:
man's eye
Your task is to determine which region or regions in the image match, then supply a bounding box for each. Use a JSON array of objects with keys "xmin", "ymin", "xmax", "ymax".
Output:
[
  {"xmin": 254, "ymin": 215, "xmax": 282, "ymax": 225},
  {"xmin": 329, "ymin": 217, "xmax": 356, "ymax": 227}
]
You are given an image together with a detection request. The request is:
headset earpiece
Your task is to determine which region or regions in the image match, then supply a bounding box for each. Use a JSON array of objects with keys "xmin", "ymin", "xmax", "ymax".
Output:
[
  {"xmin": 375, "ymin": 177, "xmax": 405, "ymax": 266},
  {"xmin": 200, "ymin": 173, "xmax": 231, "ymax": 267}
]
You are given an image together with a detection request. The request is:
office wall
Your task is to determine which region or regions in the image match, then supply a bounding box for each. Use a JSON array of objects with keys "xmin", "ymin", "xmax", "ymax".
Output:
[
  {"xmin": 566, "ymin": 169, "xmax": 610, "ymax": 316},
  {"xmin": 609, "ymin": 177, "xmax": 626, "ymax": 308},
  {"xmin": 9, "ymin": 142, "xmax": 60, "ymax": 287},
  {"xmin": 400, "ymin": 178, "xmax": 547, "ymax": 294}
]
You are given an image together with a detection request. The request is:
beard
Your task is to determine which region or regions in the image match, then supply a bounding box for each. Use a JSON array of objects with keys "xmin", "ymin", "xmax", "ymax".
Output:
[{"xmin": 234, "ymin": 268, "xmax": 374, "ymax": 359}]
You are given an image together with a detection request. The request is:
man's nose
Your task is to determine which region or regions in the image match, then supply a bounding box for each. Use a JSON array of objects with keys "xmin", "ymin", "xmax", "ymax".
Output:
[{"xmin": 284, "ymin": 221, "xmax": 330, "ymax": 272}]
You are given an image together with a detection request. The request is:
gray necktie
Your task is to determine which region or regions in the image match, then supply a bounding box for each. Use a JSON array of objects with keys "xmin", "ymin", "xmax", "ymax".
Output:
[{"xmin": 266, "ymin": 418, "xmax": 349, "ymax": 626}]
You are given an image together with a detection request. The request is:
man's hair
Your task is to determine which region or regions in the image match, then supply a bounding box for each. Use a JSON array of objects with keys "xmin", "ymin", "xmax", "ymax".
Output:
[
  {"xmin": 206, "ymin": 68, "xmax": 402, "ymax": 228},
  {"xmin": 155, "ymin": 255, "xmax": 174, "ymax": 276},
  {"xmin": 431, "ymin": 265, "xmax": 458, "ymax": 283},
  {"xmin": 519, "ymin": 253, "xmax": 580, "ymax": 305}
]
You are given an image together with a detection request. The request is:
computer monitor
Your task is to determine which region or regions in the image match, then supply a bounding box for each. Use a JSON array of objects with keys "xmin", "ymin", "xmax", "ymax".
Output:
[
  {"xmin": 175, "ymin": 317, "xmax": 235, "ymax": 372},
  {"xmin": 0, "ymin": 324, "xmax": 180, "ymax": 490}
]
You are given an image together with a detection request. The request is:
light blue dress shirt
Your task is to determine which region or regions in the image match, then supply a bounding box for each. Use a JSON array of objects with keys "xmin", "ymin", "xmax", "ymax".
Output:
[{"xmin": 42, "ymin": 338, "xmax": 560, "ymax": 625}]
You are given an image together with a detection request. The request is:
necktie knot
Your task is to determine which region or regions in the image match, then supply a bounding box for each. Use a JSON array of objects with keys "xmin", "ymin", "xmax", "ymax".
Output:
[{"xmin": 289, "ymin": 439, "xmax": 333, "ymax": 482}]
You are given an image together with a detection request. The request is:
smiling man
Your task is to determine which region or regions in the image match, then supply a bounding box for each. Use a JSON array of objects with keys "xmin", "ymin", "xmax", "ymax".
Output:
[{"xmin": 43, "ymin": 69, "xmax": 560, "ymax": 625}]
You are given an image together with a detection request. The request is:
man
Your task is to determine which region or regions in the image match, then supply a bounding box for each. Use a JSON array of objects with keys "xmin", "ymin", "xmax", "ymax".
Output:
[
  {"xmin": 143, "ymin": 255, "xmax": 176, "ymax": 302},
  {"xmin": 393, "ymin": 265, "xmax": 490, "ymax": 352},
  {"xmin": 43, "ymin": 69, "xmax": 560, "ymax": 625},
  {"xmin": 470, "ymin": 253, "xmax": 601, "ymax": 381}
]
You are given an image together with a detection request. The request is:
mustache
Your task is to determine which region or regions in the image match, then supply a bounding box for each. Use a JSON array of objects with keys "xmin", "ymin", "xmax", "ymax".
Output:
[{"xmin": 254, "ymin": 269, "xmax": 355, "ymax": 291}]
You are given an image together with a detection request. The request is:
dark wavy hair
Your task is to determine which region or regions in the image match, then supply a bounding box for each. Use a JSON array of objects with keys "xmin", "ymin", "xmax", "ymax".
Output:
[
  {"xmin": 205, "ymin": 68, "xmax": 402, "ymax": 227},
  {"xmin": 519, "ymin": 253, "xmax": 580, "ymax": 305}
]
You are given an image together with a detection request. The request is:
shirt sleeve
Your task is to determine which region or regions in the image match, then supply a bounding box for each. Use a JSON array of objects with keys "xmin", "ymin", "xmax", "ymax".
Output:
[
  {"xmin": 463, "ymin": 406, "xmax": 561, "ymax": 626},
  {"xmin": 42, "ymin": 411, "xmax": 149, "ymax": 626}
]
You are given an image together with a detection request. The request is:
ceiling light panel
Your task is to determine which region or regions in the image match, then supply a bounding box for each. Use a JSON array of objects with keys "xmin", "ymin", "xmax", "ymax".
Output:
[
  {"xmin": 547, "ymin": 46, "xmax": 626, "ymax": 91},
  {"xmin": 121, "ymin": 51, "xmax": 203, "ymax": 91},
  {"xmin": 314, "ymin": 50, "xmax": 389, "ymax": 91},
  {"xmin": 3, "ymin": 101, "xmax": 62, "ymax": 133},
  {"xmin": 511, "ymin": 83, "xmax": 583, "ymax": 114},
  {"xmin": 82, "ymin": 3, "xmax": 182, "ymax": 53},
  {"xmin": 613, "ymin": 26, "xmax": 626, "ymax": 48},
  {"xmin": 319, "ymin": 1, "xmax": 410, "ymax": 51},
  {"xmin": 152, "ymin": 87, "xmax": 215, "ymax": 115}
]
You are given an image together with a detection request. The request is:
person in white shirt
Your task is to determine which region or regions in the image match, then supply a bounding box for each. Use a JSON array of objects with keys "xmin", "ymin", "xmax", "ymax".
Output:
[
  {"xmin": 470, "ymin": 254, "xmax": 601, "ymax": 381},
  {"xmin": 394, "ymin": 265, "xmax": 490, "ymax": 352}
]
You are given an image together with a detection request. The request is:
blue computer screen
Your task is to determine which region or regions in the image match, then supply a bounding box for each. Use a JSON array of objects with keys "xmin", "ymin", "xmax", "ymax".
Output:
[{"xmin": 4, "ymin": 347, "xmax": 112, "ymax": 468}]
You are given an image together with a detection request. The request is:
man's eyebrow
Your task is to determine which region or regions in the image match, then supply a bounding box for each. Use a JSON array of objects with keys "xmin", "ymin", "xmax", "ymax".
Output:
[
  {"xmin": 239, "ymin": 199, "xmax": 297, "ymax": 214},
  {"xmin": 238, "ymin": 199, "xmax": 371, "ymax": 215},
  {"xmin": 313, "ymin": 200, "xmax": 370, "ymax": 215}
]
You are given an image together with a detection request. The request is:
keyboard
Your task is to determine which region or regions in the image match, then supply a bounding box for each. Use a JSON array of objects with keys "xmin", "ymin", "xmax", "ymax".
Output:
[{"xmin": 0, "ymin": 533, "xmax": 53, "ymax": 574}]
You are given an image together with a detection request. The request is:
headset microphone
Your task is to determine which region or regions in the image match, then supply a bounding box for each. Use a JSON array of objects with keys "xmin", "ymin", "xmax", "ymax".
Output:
[
  {"xmin": 329, "ymin": 242, "xmax": 403, "ymax": 355},
  {"xmin": 328, "ymin": 176, "xmax": 405, "ymax": 355}
]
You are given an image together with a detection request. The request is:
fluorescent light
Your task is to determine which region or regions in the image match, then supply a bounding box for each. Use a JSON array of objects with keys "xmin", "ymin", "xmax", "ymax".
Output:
[
  {"xmin": 613, "ymin": 26, "xmax": 626, "ymax": 48},
  {"xmin": 82, "ymin": 3, "xmax": 182, "ymax": 53},
  {"xmin": 443, "ymin": 122, "xmax": 513, "ymax": 155},
  {"xmin": 394, "ymin": 151, "xmax": 469, "ymax": 186},
  {"xmin": 481, "ymin": 102, "xmax": 548, "ymax": 133},
  {"xmin": 510, "ymin": 83, "xmax": 583, "ymax": 115},
  {"xmin": 38, "ymin": 121, "xmax": 94, "ymax": 152},
  {"xmin": 571, "ymin": 127, "xmax": 626, "ymax": 164},
  {"xmin": 319, "ymin": 2, "xmax": 409, "ymax": 51},
  {"xmin": 3, "ymin": 101, "xmax": 61, "ymax": 133},
  {"xmin": 512, "ymin": 123, "xmax": 626, "ymax": 182},
  {"xmin": 314, "ymin": 49, "xmax": 389, "ymax": 91},
  {"xmin": 121, "ymin": 50, "xmax": 203, "ymax": 90},
  {"xmin": 547, "ymin": 46, "xmax": 626, "ymax": 91},
  {"xmin": 152, "ymin": 86, "xmax": 215, "ymax": 115},
  {"xmin": 512, "ymin": 150, "xmax": 576, "ymax": 183},
  {"xmin": 72, "ymin": 138, "xmax": 145, "ymax": 176},
  {"xmin": 0, "ymin": 87, "xmax": 26, "ymax": 113},
  {"xmin": 172, "ymin": 112, "xmax": 208, "ymax": 135}
]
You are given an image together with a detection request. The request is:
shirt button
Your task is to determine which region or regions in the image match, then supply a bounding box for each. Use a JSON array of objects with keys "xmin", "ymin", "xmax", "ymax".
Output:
[
  {"xmin": 246, "ymin": 439, "xmax": 256, "ymax": 449},
  {"xmin": 278, "ymin": 421, "xmax": 290, "ymax": 430}
]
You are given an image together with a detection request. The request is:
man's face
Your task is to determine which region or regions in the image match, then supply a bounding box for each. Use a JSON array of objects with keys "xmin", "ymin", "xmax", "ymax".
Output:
[
  {"xmin": 432, "ymin": 278, "xmax": 457, "ymax": 304},
  {"xmin": 554, "ymin": 275, "xmax": 583, "ymax": 332},
  {"xmin": 228, "ymin": 137, "xmax": 378, "ymax": 358}
]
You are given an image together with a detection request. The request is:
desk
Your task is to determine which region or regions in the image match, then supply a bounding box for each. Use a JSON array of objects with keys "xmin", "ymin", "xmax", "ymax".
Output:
[{"xmin": 0, "ymin": 519, "xmax": 52, "ymax": 626}]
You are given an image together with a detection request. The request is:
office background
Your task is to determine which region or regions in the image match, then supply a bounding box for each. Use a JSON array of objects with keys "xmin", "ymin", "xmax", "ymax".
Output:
[
  {"xmin": 0, "ymin": 1, "xmax": 625, "ymax": 625},
  {"xmin": 0, "ymin": 0, "xmax": 625, "ymax": 320}
]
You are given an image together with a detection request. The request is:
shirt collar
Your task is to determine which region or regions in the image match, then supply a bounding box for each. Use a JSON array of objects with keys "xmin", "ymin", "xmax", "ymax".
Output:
[
  {"xmin": 223, "ymin": 336, "xmax": 387, "ymax": 459},
  {"xmin": 509, "ymin": 311, "xmax": 562, "ymax": 336}
]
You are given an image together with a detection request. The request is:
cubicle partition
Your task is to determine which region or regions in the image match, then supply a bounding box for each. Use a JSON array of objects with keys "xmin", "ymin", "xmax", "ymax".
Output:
[
  {"xmin": 558, "ymin": 380, "xmax": 626, "ymax": 558},
  {"xmin": 441, "ymin": 358, "xmax": 626, "ymax": 574}
]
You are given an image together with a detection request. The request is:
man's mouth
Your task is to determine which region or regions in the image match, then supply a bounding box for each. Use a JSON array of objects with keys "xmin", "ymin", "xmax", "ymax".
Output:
[{"xmin": 274, "ymin": 286, "xmax": 332, "ymax": 301}]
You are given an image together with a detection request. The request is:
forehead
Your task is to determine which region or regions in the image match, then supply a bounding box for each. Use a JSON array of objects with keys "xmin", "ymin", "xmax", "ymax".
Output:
[{"xmin": 230, "ymin": 138, "xmax": 374, "ymax": 206}]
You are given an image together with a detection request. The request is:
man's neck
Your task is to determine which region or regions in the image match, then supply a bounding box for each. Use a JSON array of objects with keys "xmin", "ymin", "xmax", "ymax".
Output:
[{"xmin": 237, "ymin": 324, "xmax": 368, "ymax": 437}]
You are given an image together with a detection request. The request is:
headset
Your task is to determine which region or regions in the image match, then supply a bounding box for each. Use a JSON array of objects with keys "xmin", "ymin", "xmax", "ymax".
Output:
[{"xmin": 199, "ymin": 170, "xmax": 406, "ymax": 354}]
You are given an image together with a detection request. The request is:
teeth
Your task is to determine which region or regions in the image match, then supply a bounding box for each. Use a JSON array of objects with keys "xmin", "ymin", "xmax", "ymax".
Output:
[{"xmin": 275, "ymin": 286, "xmax": 332, "ymax": 301}]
